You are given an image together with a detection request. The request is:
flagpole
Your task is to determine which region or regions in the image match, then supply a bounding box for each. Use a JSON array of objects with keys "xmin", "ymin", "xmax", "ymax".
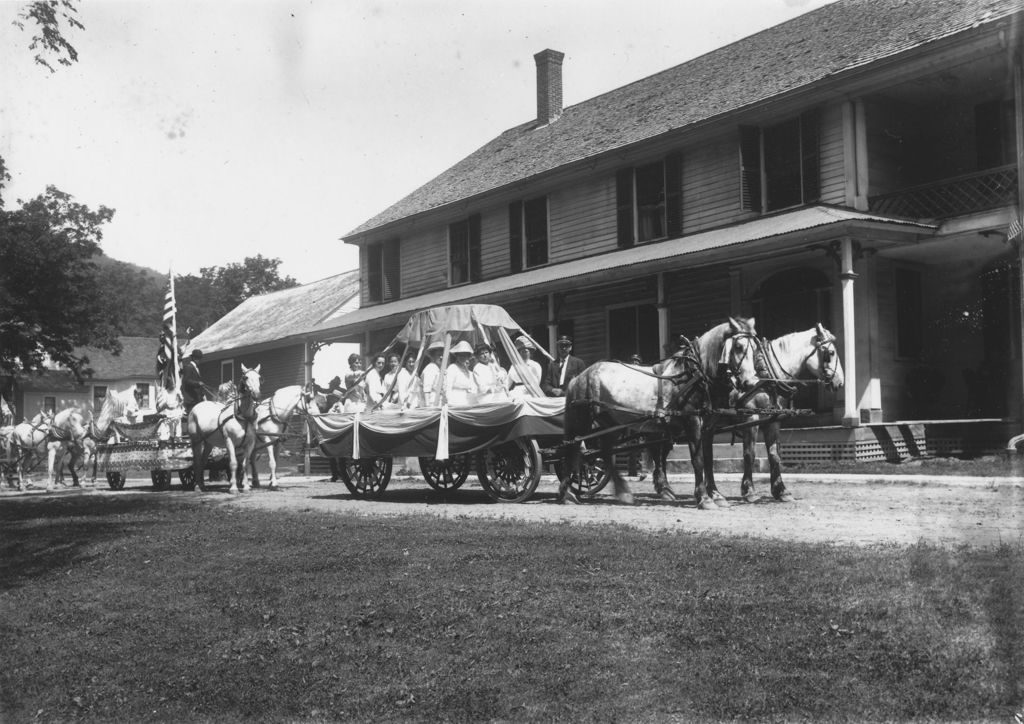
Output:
[{"xmin": 169, "ymin": 266, "xmax": 179, "ymax": 391}]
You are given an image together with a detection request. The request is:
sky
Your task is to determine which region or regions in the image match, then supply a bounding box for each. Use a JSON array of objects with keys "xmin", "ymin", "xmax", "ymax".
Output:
[{"xmin": 0, "ymin": 0, "xmax": 833, "ymax": 380}]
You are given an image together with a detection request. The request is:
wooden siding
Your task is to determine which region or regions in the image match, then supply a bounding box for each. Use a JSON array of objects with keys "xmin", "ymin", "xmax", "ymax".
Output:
[
  {"xmin": 216, "ymin": 345, "xmax": 306, "ymax": 395},
  {"xmin": 549, "ymin": 175, "xmax": 618, "ymax": 262},
  {"xmin": 682, "ymin": 135, "xmax": 747, "ymax": 233},
  {"xmin": 666, "ymin": 266, "xmax": 733, "ymax": 337}
]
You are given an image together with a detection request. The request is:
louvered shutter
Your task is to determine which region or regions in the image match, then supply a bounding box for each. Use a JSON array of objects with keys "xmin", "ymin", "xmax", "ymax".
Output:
[
  {"xmin": 800, "ymin": 109, "xmax": 820, "ymax": 204},
  {"xmin": 739, "ymin": 126, "xmax": 762, "ymax": 213},
  {"xmin": 383, "ymin": 239, "xmax": 401, "ymax": 300},
  {"xmin": 616, "ymin": 168, "xmax": 634, "ymax": 248},
  {"xmin": 665, "ymin": 151, "xmax": 683, "ymax": 238},
  {"xmin": 508, "ymin": 202, "xmax": 523, "ymax": 273},
  {"xmin": 468, "ymin": 213, "xmax": 482, "ymax": 282},
  {"xmin": 367, "ymin": 244, "xmax": 383, "ymax": 302}
]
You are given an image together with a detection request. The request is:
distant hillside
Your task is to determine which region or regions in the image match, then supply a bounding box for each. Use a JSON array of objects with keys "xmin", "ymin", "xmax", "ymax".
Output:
[{"xmin": 94, "ymin": 255, "xmax": 166, "ymax": 338}]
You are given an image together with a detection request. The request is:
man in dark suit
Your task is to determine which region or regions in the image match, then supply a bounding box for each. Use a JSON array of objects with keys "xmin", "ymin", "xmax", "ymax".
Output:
[
  {"xmin": 180, "ymin": 349, "xmax": 207, "ymax": 414},
  {"xmin": 542, "ymin": 335, "xmax": 586, "ymax": 397}
]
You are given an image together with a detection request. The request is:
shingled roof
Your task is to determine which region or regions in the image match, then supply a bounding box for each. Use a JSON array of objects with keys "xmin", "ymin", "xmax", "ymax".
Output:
[
  {"xmin": 346, "ymin": 0, "xmax": 1020, "ymax": 238},
  {"xmin": 76, "ymin": 336, "xmax": 159, "ymax": 379},
  {"xmin": 188, "ymin": 270, "xmax": 361, "ymax": 355}
]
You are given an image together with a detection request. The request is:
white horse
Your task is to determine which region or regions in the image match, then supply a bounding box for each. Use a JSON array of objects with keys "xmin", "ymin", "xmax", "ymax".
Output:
[
  {"xmin": 727, "ymin": 323, "xmax": 844, "ymax": 502},
  {"xmin": 9, "ymin": 408, "xmax": 89, "ymax": 491},
  {"xmin": 187, "ymin": 364, "xmax": 262, "ymax": 493},
  {"xmin": 69, "ymin": 389, "xmax": 142, "ymax": 484},
  {"xmin": 248, "ymin": 385, "xmax": 319, "ymax": 489}
]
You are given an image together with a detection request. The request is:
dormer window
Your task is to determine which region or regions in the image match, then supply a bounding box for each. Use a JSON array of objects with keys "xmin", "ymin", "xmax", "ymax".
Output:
[{"xmin": 616, "ymin": 152, "xmax": 683, "ymax": 248}]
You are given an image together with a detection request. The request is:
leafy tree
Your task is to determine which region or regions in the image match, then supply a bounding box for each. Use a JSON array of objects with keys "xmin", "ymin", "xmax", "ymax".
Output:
[
  {"xmin": 12, "ymin": 0, "xmax": 84, "ymax": 73},
  {"xmin": 0, "ymin": 185, "xmax": 120, "ymax": 379},
  {"xmin": 93, "ymin": 256, "xmax": 166, "ymax": 337},
  {"xmin": 176, "ymin": 255, "xmax": 299, "ymax": 336}
]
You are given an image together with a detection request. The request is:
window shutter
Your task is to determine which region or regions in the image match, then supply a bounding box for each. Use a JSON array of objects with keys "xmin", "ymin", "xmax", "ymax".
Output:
[
  {"xmin": 800, "ymin": 109, "xmax": 820, "ymax": 204},
  {"xmin": 508, "ymin": 201, "xmax": 523, "ymax": 273},
  {"xmin": 739, "ymin": 126, "xmax": 762, "ymax": 213},
  {"xmin": 383, "ymin": 239, "xmax": 401, "ymax": 300},
  {"xmin": 665, "ymin": 151, "xmax": 683, "ymax": 238},
  {"xmin": 367, "ymin": 244, "xmax": 383, "ymax": 302},
  {"xmin": 616, "ymin": 168, "xmax": 634, "ymax": 248},
  {"xmin": 468, "ymin": 213, "xmax": 482, "ymax": 282}
]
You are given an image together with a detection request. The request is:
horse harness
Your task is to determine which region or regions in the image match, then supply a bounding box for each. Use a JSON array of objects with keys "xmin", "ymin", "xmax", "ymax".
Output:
[{"xmin": 742, "ymin": 330, "xmax": 839, "ymax": 408}]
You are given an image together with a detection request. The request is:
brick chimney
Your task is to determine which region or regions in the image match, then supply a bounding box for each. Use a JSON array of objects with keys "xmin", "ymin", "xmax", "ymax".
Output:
[{"xmin": 534, "ymin": 49, "xmax": 565, "ymax": 126}]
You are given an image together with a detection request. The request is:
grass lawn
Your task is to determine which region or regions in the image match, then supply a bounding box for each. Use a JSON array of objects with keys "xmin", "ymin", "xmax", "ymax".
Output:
[{"xmin": 1, "ymin": 493, "xmax": 1022, "ymax": 722}]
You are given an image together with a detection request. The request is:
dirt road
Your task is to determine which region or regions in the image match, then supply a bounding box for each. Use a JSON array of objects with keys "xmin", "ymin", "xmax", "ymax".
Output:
[{"xmin": 222, "ymin": 472, "xmax": 1024, "ymax": 549}]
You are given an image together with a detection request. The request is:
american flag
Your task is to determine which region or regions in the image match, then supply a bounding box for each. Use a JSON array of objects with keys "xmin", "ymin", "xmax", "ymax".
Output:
[{"xmin": 156, "ymin": 270, "xmax": 178, "ymax": 390}]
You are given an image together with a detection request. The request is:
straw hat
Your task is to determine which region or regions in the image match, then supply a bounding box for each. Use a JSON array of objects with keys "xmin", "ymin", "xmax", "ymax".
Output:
[{"xmin": 449, "ymin": 340, "xmax": 474, "ymax": 355}]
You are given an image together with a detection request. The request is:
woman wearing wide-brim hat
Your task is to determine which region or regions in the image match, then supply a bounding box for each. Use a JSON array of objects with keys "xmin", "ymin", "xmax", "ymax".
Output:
[{"xmin": 445, "ymin": 340, "xmax": 479, "ymax": 406}]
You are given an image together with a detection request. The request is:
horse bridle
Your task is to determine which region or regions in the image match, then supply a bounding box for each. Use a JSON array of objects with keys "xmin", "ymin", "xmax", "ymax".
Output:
[{"xmin": 755, "ymin": 331, "xmax": 840, "ymax": 394}]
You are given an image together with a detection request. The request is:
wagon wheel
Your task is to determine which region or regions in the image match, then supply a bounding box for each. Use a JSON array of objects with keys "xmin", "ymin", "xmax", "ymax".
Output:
[
  {"xmin": 178, "ymin": 468, "xmax": 197, "ymax": 491},
  {"xmin": 106, "ymin": 471, "xmax": 126, "ymax": 490},
  {"xmin": 338, "ymin": 457, "xmax": 392, "ymax": 499},
  {"xmin": 419, "ymin": 454, "xmax": 471, "ymax": 492},
  {"xmin": 150, "ymin": 470, "xmax": 172, "ymax": 491},
  {"xmin": 476, "ymin": 439, "xmax": 541, "ymax": 503},
  {"xmin": 554, "ymin": 452, "xmax": 613, "ymax": 499}
]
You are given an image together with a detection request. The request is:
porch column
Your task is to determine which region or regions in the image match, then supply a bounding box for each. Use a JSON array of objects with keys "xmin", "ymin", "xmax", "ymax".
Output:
[
  {"xmin": 303, "ymin": 340, "xmax": 313, "ymax": 475},
  {"xmin": 840, "ymin": 238, "xmax": 859, "ymax": 427},
  {"xmin": 1014, "ymin": 56, "xmax": 1024, "ymax": 424},
  {"xmin": 657, "ymin": 273, "xmax": 669, "ymax": 357},
  {"xmin": 547, "ymin": 293, "xmax": 558, "ymax": 354}
]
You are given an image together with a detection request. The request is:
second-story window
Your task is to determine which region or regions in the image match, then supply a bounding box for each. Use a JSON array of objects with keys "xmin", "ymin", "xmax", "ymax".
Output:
[
  {"xmin": 449, "ymin": 214, "xmax": 481, "ymax": 286},
  {"xmin": 616, "ymin": 152, "xmax": 683, "ymax": 248},
  {"xmin": 509, "ymin": 196, "xmax": 548, "ymax": 272},
  {"xmin": 740, "ymin": 109, "xmax": 820, "ymax": 213},
  {"xmin": 367, "ymin": 238, "xmax": 401, "ymax": 303}
]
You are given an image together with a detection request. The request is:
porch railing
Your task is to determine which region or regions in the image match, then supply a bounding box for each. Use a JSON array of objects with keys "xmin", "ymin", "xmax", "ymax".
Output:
[{"xmin": 868, "ymin": 164, "xmax": 1018, "ymax": 219}]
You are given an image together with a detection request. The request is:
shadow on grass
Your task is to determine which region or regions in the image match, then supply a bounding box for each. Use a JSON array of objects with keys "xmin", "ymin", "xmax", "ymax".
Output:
[{"xmin": 0, "ymin": 492, "xmax": 197, "ymax": 592}]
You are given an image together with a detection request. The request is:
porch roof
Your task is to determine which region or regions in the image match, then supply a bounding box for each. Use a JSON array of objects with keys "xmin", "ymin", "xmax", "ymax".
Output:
[{"xmin": 315, "ymin": 206, "xmax": 935, "ymax": 340}]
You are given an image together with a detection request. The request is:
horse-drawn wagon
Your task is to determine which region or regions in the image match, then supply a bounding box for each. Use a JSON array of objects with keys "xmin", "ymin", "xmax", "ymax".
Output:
[
  {"xmin": 306, "ymin": 305, "xmax": 842, "ymax": 507},
  {"xmin": 92, "ymin": 419, "xmax": 221, "ymax": 491},
  {"xmin": 308, "ymin": 304, "xmax": 575, "ymax": 503}
]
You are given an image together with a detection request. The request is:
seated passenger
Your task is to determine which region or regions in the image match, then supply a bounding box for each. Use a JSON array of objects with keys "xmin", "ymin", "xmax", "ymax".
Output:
[
  {"xmin": 471, "ymin": 343, "xmax": 508, "ymax": 404},
  {"xmin": 507, "ymin": 336, "xmax": 542, "ymax": 398},
  {"xmin": 445, "ymin": 340, "xmax": 479, "ymax": 406},
  {"xmin": 420, "ymin": 341, "xmax": 445, "ymax": 407}
]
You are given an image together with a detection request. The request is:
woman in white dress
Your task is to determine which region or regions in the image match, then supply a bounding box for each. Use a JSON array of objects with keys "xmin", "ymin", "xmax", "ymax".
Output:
[
  {"xmin": 471, "ymin": 342, "xmax": 509, "ymax": 404},
  {"xmin": 507, "ymin": 336, "xmax": 542, "ymax": 398},
  {"xmin": 420, "ymin": 342, "xmax": 445, "ymax": 407},
  {"xmin": 396, "ymin": 354, "xmax": 418, "ymax": 408},
  {"xmin": 342, "ymin": 353, "xmax": 368, "ymax": 412},
  {"xmin": 445, "ymin": 340, "xmax": 479, "ymax": 406},
  {"xmin": 381, "ymin": 354, "xmax": 402, "ymax": 409},
  {"xmin": 365, "ymin": 355, "xmax": 387, "ymax": 408}
]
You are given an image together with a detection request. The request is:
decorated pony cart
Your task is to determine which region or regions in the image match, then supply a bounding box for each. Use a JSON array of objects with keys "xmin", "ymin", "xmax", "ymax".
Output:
[
  {"xmin": 308, "ymin": 304, "xmax": 577, "ymax": 503},
  {"xmin": 93, "ymin": 416, "xmax": 228, "ymax": 491}
]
